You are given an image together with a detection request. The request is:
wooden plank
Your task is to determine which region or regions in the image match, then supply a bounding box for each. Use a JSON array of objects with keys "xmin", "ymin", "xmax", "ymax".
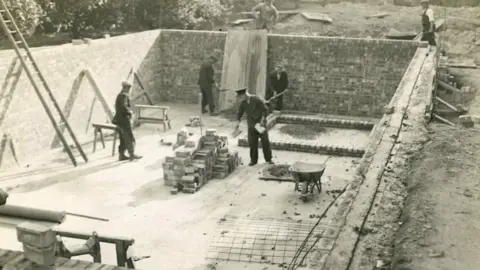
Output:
[
  {"xmin": 301, "ymin": 12, "xmax": 333, "ymax": 23},
  {"xmin": 54, "ymin": 228, "xmax": 135, "ymax": 245},
  {"xmin": 219, "ymin": 30, "xmax": 268, "ymax": 111},
  {"xmin": 133, "ymin": 73, "xmax": 153, "ymax": 105},
  {"xmin": 438, "ymin": 80, "xmax": 461, "ymax": 93},
  {"xmin": 0, "ymin": 250, "xmax": 23, "ymax": 266},
  {"xmin": 135, "ymin": 105, "xmax": 169, "ymax": 110},
  {"xmin": 447, "ymin": 63, "xmax": 477, "ymax": 69},
  {"xmin": 365, "ymin": 12, "xmax": 389, "ymax": 19},
  {"xmin": 435, "ymin": 96, "xmax": 458, "ymax": 112},
  {"xmin": 51, "ymin": 71, "xmax": 86, "ymax": 148},
  {"xmin": 83, "ymin": 70, "xmax": 115, "ymax": 121},
  {"xmin": 433, "ymin": 113, "xmax": 456, "ymax": 126}
]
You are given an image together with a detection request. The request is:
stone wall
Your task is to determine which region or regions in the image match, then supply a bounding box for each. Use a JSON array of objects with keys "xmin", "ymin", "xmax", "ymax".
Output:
[
  {"xmin": 157, "ymin": 30, "xmax": 418, "ymax": 116},
  {"xmin": 0, "ymin": 30, "xmax": 161, "ymax": 164}
]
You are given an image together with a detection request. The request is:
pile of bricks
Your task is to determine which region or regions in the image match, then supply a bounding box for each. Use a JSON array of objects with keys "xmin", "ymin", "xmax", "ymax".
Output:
[{"xmin": 162, "ymin": 129, "xmax": 240, "ymax": 194}]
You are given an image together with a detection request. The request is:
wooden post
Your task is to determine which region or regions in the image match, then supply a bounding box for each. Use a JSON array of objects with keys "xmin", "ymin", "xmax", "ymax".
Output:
[
  {"xmin": 115, "ymin": 240, "xmax": 127, "ymax": 267},
  {"xmin": 133, "ymin": 72, "xmax": 153, "ymax": 105},
  {"xmin": 85, "ymin": 97, "xmax": 97, "ymax": 133}
]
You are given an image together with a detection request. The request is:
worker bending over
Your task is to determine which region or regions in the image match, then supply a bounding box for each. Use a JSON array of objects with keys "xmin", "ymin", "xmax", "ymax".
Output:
[
  {"xmin": 112, "ymin": 81, "xmax": 142, "ymax": 161},
  {"xmin": 420, "ymin": 0, "xmax": 436, "ymax": 46},
  {"xmin": 235, "ymin": 88, "xmax": 274, "ymax": 166},
  {"xmin": 267, "ymin": 63, "xmax": 289, "ymax": 110},
  {"xmin": 251, "ymin": 0, "xmax": 279, "ymax": 32}
]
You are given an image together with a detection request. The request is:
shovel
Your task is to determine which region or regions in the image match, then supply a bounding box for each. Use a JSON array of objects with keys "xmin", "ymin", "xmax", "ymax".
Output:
[{"xmin": 231, "ymin": 127, "xmax": 243, "ymax": 138}]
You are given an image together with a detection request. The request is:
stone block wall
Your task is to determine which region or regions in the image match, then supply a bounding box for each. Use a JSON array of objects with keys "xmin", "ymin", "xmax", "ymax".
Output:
[
  {"xmin": 157, "ymin": 30, "xmax": 418, "ymax": 116},
  {"xmin": 0, "ymin": 30, "xmax": 162, "ymax": 164}
]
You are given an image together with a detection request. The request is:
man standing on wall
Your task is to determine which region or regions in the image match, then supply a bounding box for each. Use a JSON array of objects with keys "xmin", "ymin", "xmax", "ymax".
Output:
[
  {"xmin": 235, "ymin": 87, "xmax": 274, "ymax": 166},
  {"xmin": 267, "ymin": 63, "xmax": 289, "ymax": 110},
  {"xmin": 198, "ymin": 54, "xmax": 219, "ymax": 116},
  {"xmin": 251, "ymin": 0, "xmax": 279, "ymax": 32},
  {"xmin": 112, "ymin": 81, "xmax": 142, "ymax": 161},
  {"xmin": 420, "ymin": 0, "xmax": 436, "ymax": 47}
]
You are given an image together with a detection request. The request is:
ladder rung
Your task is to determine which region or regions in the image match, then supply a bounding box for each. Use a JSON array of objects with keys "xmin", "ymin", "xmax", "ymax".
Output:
[
  {"xmin": 15, "ymin": 41, "xmax": 22, "ymax": 44},
  {"xmin": 0, "ymin": 10, "xmax": 5, "ymax": 13},
  {"xmin": 4, "ymin": 20, "xmax": 11, "ymax": 23},
  {"xmin": 9, "ymin": 30, "xmax": 17, "ymax": 34}
]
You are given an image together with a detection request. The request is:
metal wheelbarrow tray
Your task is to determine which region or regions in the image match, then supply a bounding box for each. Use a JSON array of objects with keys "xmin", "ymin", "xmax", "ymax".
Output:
[{"xmin": 289, "ymin": 161, "xmax": 326, "ymax": 201}]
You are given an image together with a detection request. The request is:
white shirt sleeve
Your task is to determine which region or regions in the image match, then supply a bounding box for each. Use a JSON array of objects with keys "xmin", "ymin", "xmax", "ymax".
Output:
[{"xmin": 426, "ymin": 9, "xmax": 434, "ymax": 21}]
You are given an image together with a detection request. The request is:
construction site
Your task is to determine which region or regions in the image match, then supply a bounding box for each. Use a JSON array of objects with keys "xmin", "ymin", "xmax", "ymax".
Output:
[{"xmin": 0, "ymin": 0, "xmax": 480, "ymax": 269}]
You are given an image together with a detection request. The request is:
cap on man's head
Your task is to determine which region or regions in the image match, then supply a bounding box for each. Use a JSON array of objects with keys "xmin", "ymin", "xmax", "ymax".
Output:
[
  {"xmin": 235, "ymin": 87, "xmax": 247, "ymax": 95},
  {"xmin": 122, "ymin": 80, "xmax": 132, "ymax": 87}
]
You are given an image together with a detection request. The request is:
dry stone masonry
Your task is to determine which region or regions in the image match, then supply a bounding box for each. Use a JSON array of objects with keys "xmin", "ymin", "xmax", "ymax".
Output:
[{"xmin": 163, "ymin": 129, "xmax": 240, "ymax": 194}]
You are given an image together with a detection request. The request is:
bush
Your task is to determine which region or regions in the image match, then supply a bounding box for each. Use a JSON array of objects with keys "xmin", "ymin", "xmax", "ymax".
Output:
[{"xmin": 2, "ymin": 0, "xmax": 45, "ymax": 37}]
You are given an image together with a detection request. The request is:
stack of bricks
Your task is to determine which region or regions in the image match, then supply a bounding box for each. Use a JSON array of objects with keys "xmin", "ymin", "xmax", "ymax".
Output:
[{"xmin": 162, "ymin": 129, "xmax": 241, "ymax": 194}]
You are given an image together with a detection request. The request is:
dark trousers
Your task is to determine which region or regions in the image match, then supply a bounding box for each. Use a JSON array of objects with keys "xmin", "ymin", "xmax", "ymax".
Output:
[
  {"xmin": 421, "ymin": 32, "xmax": 436, "ymax": 46},
  {"xmin": 275, "ymin": 94, "xmax": 284, "ymax": 110},
  {"xmin": 200, "ymin": 85, "xmax": 215, "ymax": 113},
  {"xmin": 117, "ymin": 121, "xmax": 136, "ymax": 156},
  {"xmin": 247, "ymin": 127, "xmax": 272, "ymax": 163}
]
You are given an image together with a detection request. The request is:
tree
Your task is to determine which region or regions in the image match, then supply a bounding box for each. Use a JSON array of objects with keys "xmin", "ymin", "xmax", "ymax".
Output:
[
  {"xmin": 2, "ymin": 0, "xmax": 44, "ymax": 37},
  {"xmin": 176, "ymin": 0, "xmax": 233, "ymax": 29},
  {"xmin": 35, "ymin": 0, "xmax": 123, "ymax": 38}
]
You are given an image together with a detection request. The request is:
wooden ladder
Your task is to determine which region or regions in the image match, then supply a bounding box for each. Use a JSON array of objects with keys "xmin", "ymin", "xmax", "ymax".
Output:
[{"xmin": 0, "ymin": 2, "xmax": 88, "ymax": 166}]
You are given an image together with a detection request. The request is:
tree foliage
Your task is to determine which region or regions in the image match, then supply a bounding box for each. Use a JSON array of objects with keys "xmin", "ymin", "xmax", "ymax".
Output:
[
  {"xmin": 2, "ymin": 0, "xmax": 44, "ymax": 37},
  {"xmin": 4, "ymin": 0, "xmax": 233, "ymax": 39}
]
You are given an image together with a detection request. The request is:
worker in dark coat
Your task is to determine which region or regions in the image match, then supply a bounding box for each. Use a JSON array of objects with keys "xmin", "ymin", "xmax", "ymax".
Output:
[
  {"xmin": 0, "ymin": 188, "xmax": 8, "ymax": 205},
  {"xmin": 197, "ymin": 55, "xmax": 218, "ymax": 115},
  {"xmin": 267, "ymin": 63, "xmax": 289, "ymax": 110},
  {"xmin": 235, "ymin": 88, "xmax": 274, "ymax": 166},
  {"xmin": 112, "ymin": 81, "xmax": 142, "ymax": 161},
  {"xmin": 420, "ymin": 0, "xmax": 436, "ymax": 46}
]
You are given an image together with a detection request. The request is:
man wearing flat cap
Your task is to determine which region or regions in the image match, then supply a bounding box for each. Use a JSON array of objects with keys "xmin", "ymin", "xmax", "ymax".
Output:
[
  {"xmin": 420, "ymin": 0, "xmax": 436, "ymax": 46},
  {"xmin": 112, "ymin": 81, "xmax": 142, "ymax": 161},
  {"xmin": 235, "ymin": 88, "xmax": 274, "ymax": 166},
  {"xmin": 198, "ymin": 54, "xmax": 219, "ymax": 116}
]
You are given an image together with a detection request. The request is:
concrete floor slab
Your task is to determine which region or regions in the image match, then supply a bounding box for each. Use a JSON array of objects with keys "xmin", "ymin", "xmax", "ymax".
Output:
[{"xmin": 0, "ymin": 104, "xmax": 360, "ymax": 269}]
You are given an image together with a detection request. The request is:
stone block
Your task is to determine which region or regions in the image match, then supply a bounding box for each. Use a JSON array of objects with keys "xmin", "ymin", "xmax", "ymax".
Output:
[
  {"xmin": 459, "ymin": 115, "xmax": 474, "ymax": 128},
  {"xmin": 205, "ymin": 129, "xmax": 217, "ymax": 136},
  {"xmin": 17, "ymin": 223, "xmax": 56, "ymax": 248},
  {"xmin": 22, "ymin": 242, "xmax": 56, "ymax": 266},
  {"xmin": 181, "ymin": 175, "xmax": 196, "ymax": 183},
  {"xmin": 383, "ymin": 105, "xmax": 394, "ymax": 114},
  {"xmin": 173, "ymin": 157, "xmax": 191, "ymax": 166},
  {"xmin": 185, "ymin": 166, "xmax": 195, "ymax": 174}
]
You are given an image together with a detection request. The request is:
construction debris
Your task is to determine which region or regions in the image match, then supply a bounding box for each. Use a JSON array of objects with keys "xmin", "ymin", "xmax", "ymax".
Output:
[
  {"xmin": 185, "ymin": 116, "xmax": 202, "ymax": 127},
  {"xmin": 458, "ymin": 115, "xmax": 474, "ymax": 128},
  {"xmin": 162, "ymin": 129, "xmax": 240, "ymax": 194},
  {"xmin": 301, "ymin": 13, "xmax": 332, "ymax": 24},
  {"xmin": 365, "ymin": 12, "xmax": 389, "ymax": 19}
]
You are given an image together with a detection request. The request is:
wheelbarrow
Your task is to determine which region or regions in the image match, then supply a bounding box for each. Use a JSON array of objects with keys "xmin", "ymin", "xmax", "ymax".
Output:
[{"xmin": 289, "ymin": 161, "xmax": 326, "ymax": 202}]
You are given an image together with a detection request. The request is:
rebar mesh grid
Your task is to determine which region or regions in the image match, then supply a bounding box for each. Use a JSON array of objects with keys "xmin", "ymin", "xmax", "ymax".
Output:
[{"xmin": 206, "ymin": 216, "xmax": 327, "ymax": 265}]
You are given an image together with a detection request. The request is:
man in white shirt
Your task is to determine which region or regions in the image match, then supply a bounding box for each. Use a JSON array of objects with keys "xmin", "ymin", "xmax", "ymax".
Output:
[{"xmin": 420, "ymin": 0, "xmax": 436, "ymax": 46}]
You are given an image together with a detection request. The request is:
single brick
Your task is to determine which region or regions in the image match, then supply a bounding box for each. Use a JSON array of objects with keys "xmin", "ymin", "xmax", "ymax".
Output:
[{"xmin": 17, "ymin": 223, "xmax": 56, "ymax": 248}]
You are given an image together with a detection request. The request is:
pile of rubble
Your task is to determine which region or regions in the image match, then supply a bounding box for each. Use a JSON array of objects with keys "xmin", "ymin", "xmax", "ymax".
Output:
[{"xmin": 162, "ymin": 129, "xmax": 240, "ymax": 194}]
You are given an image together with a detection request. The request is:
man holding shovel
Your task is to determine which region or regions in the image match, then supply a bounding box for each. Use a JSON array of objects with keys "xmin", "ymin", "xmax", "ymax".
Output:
[
  {"xmin": 235, "ymin": 88, "xmax": 274, "ymax": 166},
  {"xmin": 267, "ymin": 63, "xmax": 289, "ymax": 110}
]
